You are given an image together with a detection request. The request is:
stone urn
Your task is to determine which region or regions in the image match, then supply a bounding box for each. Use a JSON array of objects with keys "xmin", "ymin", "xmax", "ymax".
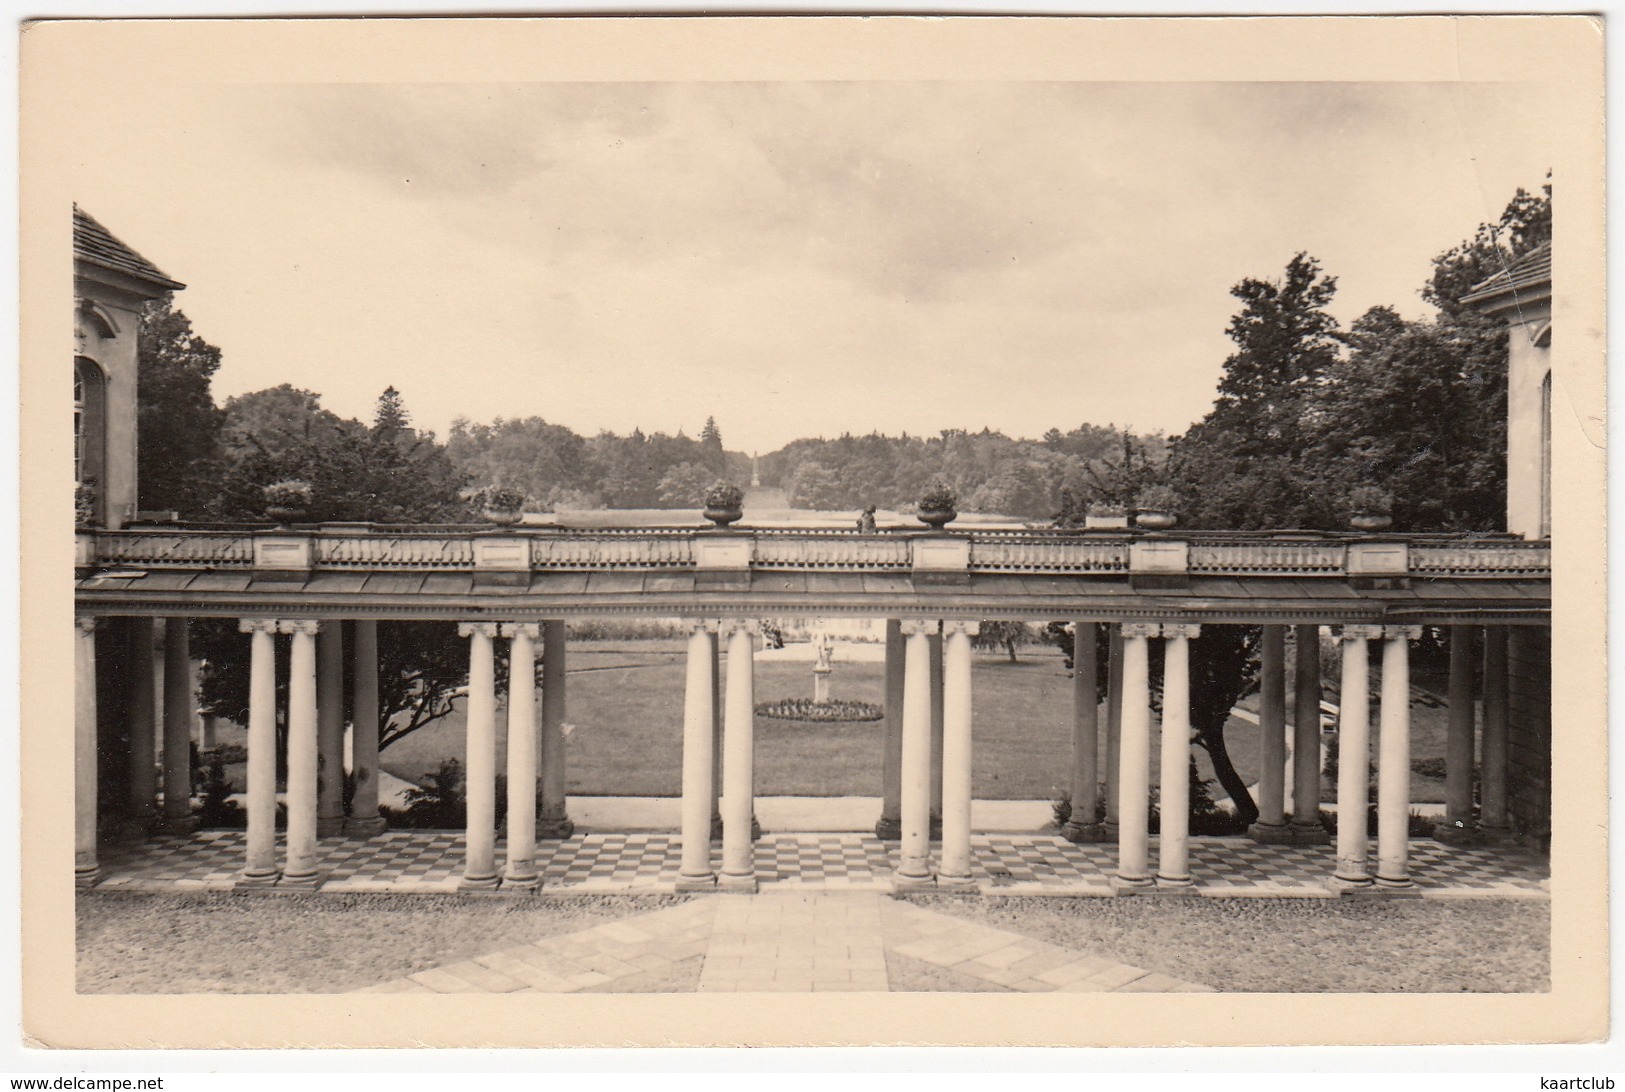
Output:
[
  {"xmin": 482, "ymin": 506, "xmax": 523, "ymax": 527},
  {"xmin": 916, "ymin": 506, "xmax": 957, "ymax": 531},
  {"xmin": 703, "ymin": 504, "xmax": 744, "ymax": 529},
  {"xmin": 1135, "ymin": 510, "xmax": 1178, "ymax": 531},
  {"xmin": 262, "ymin": 480, "xmax": 313, "ymax": 527},
  {"xmin": 1350, "ymin": 513, "xmax": 1394, "ymax": 532}
]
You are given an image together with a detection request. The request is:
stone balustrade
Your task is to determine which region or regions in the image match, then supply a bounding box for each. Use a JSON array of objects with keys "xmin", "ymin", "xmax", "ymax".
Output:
[{"xmin": 79, "ymin": 525, "xmax": 1552, "ymax": 581}]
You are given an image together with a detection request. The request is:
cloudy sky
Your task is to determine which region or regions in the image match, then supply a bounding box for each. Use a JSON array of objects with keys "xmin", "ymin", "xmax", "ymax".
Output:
[{"xmin": 71, "ymin": 79, "xmax": 1553, "ymax": 453}]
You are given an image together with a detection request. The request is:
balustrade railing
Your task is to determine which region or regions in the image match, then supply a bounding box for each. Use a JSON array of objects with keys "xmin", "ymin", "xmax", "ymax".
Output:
[{"xmin": 80, "ymin": 527, "xmax": 1552, "ymax": 580}]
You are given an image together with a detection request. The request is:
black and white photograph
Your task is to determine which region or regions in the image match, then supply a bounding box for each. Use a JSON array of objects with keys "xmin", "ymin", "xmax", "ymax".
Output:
[{"xmin": 18, "ymin": 14, "xmax": 1607, "ymax": 1051}]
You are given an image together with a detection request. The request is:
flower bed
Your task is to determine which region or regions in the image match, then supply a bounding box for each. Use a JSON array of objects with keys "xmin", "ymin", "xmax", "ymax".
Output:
[{"xmin": 754, "ymin": 697, "xmax": 884, "ymax": 723}]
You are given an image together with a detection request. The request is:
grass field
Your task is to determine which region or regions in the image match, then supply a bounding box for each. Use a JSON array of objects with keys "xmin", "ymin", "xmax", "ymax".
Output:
[{"xmin": 203, "ymin": 637, "xmax": 1455, "ymax": 805}]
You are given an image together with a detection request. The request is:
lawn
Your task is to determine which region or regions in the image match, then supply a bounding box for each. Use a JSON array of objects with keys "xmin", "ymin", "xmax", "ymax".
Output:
[
  {"xmin": 77, "ymin": 890, "xmax": 684, "ymax": 994},
  {"xmin": 906, "ymin": 894, "xmax": 1549, "ymax": 993},
  {"xmin": 203, "ymin": 637, "xmax": 1455, "ymax": 805}
]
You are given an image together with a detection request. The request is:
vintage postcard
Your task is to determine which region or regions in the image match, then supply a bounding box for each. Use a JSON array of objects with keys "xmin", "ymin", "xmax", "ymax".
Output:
[{"xmin": 18, "ymin": 15, "xmax": 1606, "ymax": 1050}]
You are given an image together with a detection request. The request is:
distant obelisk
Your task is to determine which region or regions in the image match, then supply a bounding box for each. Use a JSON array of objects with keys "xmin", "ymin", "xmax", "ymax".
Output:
[{"xmin": 751, "ymin": 453, "xmax": 761, "ymax": 487}]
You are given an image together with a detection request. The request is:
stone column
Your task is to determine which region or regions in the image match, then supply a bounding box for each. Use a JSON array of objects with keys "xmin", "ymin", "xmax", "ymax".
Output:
[
  {"xmin": 1333, "ymin": 625, "xmax": 1381, "ymax": 888},
  {"xmin": 1157, "ymin": 623, "xmax": 1199, "ymax": 888},
  {"xmin": 160, "ymin": 617, "xmax": 198, "ymax": 834},
  {"xmin": 875, "ymin": 619, "xmax": 906, "ymax": 840},
  {"xmin": 1479, "ymin": 627, "xmax": 1511, "ymax": 842},
  {"xmin": 1435, "ymin": 625, "xmax": 1479, "ymax": 844},
  {"xmin": 1249, "ymin": 624, "xmax": 1291, "ymax": 842},
  {"xmin": 929, "ymin": 630, "xmax": 945, "ymax": 832},
  {"xmin": 459, "ymin": 621, "xmax": 500, "ymax": 889},
  {"xmin": 538, "ymin": 620, "xmax": 574, "ymax": 838},
  {"xmin": 1115, "ymin": 623, "xmax": 1157, "ymax": 889},
  {"xmin": 710, "ymin": 627, "xmax": 724, "ymax": 840},
  {"xmin": 896, "ymin": 619, "xmax": 938, "ymax": 888},
  {"xmin": 316, "ymin": 622, "xmax": 346, "ymax": 838},
  {"xmin": 347, "ymin": 619, "xmax": 387, "ymax": 836},
  {"xmin": 719, "ymin": 619, "xmax": 759, "ymax": 891},
  {"xmin": 937, "ymin": 621, "xmax": 978, "ymax": 890},
  {"xmin": 1103, "ymin": 624, "xmax": 1125, "ymax": 839},
  {"xmin": 125, "ymin": 616, "xmax": 158, "ymax": 836},
  {"xmin": 1063, "ymin": 621, "xmax": 1105, "ymax": 842},
  {"xmin": 1290, "ymin": 624, "xmax": 1329, "ymax": 844},
  {"xmin": 1376, "ymin": 625, "xmax": 1421, "ymax": 888},
  {"xmin": 503, "ymin": 622, "xmax": 541, "ymax": 889},
  {"xmin": 678, "ymin": 620, "xmax": 719, "ymax": 890},
  {"xmin": 239, "ymin": 620, "xmax": 280, "ymax": 884},
  {"xmin": 281, "ymin": 620, "xmax": 321, "ymax": 885},
  {"xmin": 75, "ymin": 617, "xmax": 100, "ymax": 885}
]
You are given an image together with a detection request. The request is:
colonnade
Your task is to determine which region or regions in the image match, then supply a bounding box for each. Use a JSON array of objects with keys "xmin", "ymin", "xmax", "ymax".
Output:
[
  {"xmin": 72, "ymin": 611, "xmax": 1523, "ymax": 893},
  {"xmin": 73, "ymin": 614, "xmax": 574, "ymax": 888}
]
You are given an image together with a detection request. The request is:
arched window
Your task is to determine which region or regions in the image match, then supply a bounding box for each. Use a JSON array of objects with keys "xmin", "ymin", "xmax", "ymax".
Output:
[
  {"xmin": 1540, "ymin": 370, "xmax": 1552, "ymax": 538},
  {"xmin": 73, "ymin": 357, "xmax": 106, "ymax": 521}
]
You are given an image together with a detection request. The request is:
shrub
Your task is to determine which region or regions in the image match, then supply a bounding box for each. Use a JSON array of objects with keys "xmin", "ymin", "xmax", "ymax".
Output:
[
  {"xmin": 1347, "ymin": 485, "xmax": 1394, "ymax": 516},
  {"xmin": 262, "ymin": 479, "xmax": 313, "ymax": 506},
  {"xmin": 479, "ymin": 486, "xmax": 527, "ymax": 513},
  {"xmin": 1410, "ymin": 756, "xmax": 1449, "ymax": 780},
  {"xmin": 755, "ymin": 697, "xmax": 884, "ymax": 723},
  {"xmin": 203, "ymin": 743, "xmax": 248, "ymax": 766},
  {"xmin": 917, "ymin": 479, "xmax": 958, "ymax": 513},
  {"xmin": 704, "ymin": 481, "xmax": 744, "ymax": 510},
  {"xmin": 192, "ymin": 756, "xmax": 244, "ymax": 829},
  {"xmin": 1133, "ymin": 485, "xmax": 1181, "ymax": 512}
]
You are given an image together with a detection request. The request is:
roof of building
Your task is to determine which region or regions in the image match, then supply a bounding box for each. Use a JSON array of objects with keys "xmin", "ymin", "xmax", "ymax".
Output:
[
  {"xmin": 1461, "ymin": 241, "xmax": 1551, "ymax": 309},
  {"xmin": 73, "ymin": 205, "xmax": 186, "ymax": 291}
]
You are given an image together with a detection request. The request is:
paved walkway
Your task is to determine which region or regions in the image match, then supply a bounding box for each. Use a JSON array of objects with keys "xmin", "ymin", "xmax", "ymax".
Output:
[
  {"xmin": 353, "ymin": 890, "xmax": 1216, "ymax": 995},
  {"xmin": 95, "ymin": 830, "xmax": 1549, "ymax": 899}
]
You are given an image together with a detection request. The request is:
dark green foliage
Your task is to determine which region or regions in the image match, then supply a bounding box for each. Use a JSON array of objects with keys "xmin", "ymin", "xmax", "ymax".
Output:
[
  {"xmin": 973, "ymin": 621, "xmax": 1031, "ymax": 663},
  {"xmin": 192, "ymin": 755, "xmax": 244, "ymax": 829},
  {"xmin": 136, "ymin": 299, "xmax": 227, "ymax": 518}
]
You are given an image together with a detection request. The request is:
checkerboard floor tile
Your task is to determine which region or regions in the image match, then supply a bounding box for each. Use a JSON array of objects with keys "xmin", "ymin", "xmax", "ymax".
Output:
[{"xmin": 90, "ymin": 829, "xmax": 1548, "ymax": 898}]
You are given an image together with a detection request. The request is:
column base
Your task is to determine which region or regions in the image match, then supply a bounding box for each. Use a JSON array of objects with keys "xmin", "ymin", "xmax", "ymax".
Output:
[
  {"xmin": 675, "ymin": 873, "xmax": 717, "ymax": 893},
  {"xmin": 344, "ymin": 815, "xmax": 389, "ymax": 838},
  {"xmin": 1373, "ymin": 874, "xmax": 1417, "ymax": 892},
  {"xmin": 1247, "ymin": 821, "xmax": 1295, "ymax": 845},
  {"xmin": 934, "ymin": 874, "xmax": 979, "ymax": 895},
  {"xmin": 158, "ymin": 814, "xmax": 200, "ymax": 836},
  {"xmin": 279, "ymin": 870, "xmax": 324, "ymax": 890},
  {"xmin": 1111, "ymin": 875, "xmax": 1154, "ymax": 895},
  {"xmin": 537, "ymin": 815, "xmax": 576, "ymax": 840},
  {"xmin": 458, "ymin": 873, "xmax": 502, "ymax": 891},
  {"xmin": 113, "ymin": 817, "xmax": 156, "ymax": 844},
  {"xmin": 237, "ymin": 869, "xmax": 281, "ymax": 888},
  {"xmin": 874, "ymin": 816, "xmax": 902, "ymax": 841},
  {"xmin": 1332, "ymin": 874, "xmax": 1376, "ymax": 893},
  {"xmin": 1152, "ymin": 876, "xmax": 1197, "ymax": 894},
  {"xmin": 718, "ymin": 872, "xmax": 758, "ymax": 894},
  {"xmin": 317, "ymin": 816, "xmax": 348, "ymax": 838},
  {"xmin": 1288, "ymin": 822, "xmax": 1331, "ymax": 846},
  {"xmin": 1431, "ymin": 821, "xmax": 1480, "ymax": 847},
  {"xmin": 891, "ymin": 872, "xmax": 936, "ymax": 894},
  {"xmin": 501, "ymin": 872, "xmax": 541, "ymax": 892},
  {"xmin": 1060, "ymin": 821, "xmax": 1109, "ymax": 844},
  {"xmin": 1475, "ymin": 824, "xmax": 1515, "ymax": 847},
  {"xmin": 74, "ymin": 866, "xmax": 101, "ymax": 888},
  {"xmin": 1101, "ymin": 819, "xmax": 1120, "ymax": 842},
  {"xmin": 711, "ymin": 816, "xmax": 761, "ymax": 841}
]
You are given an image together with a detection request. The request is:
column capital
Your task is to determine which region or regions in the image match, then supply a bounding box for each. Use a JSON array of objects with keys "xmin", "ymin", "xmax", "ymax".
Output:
[
  {"xmin": 1383, "ymin": 625, "xmax": 1424, "ymax": 641},
  {"xmin": 75, "ymin": 615, "xmax": 99, "ymax": 635},
  {"xmin": 941, "ymin": 620, "xmax": 980, "ymax": 638},
  {"xmin": 1340, "ymin": 624, "xmax": 1385, "ymax": 641},
  {"xmin": 458, "ymin": 621, "xmax": 501, "ymax": 639},
  {"xmin": 685, "ymin": 618, "xmax": 721, "ymax": 635},
  {"xmin": 719, "ymin": 618, "xmax": 760, "ymax": 637},
  {"xmin": 1160, "ymin": 623, "xmax": 1201, "ymax": 640},
  {"xmin": 238, "ymin": 618, "xmax": 279, "ymax": 635},
  {"xmin": 1120, "ymin": 622, "xmax": 1162, "ymax": 639},
  {"xmin": 500, "ymin": 622, "xmax": 542, "ymax": 640},
  {"xmin": 899, "ymin": 618, "xmax": 941, "ymax": 637},
  {"xmin": 277, "ymin": 619, "xmax": 321, "ymax": 636}
]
